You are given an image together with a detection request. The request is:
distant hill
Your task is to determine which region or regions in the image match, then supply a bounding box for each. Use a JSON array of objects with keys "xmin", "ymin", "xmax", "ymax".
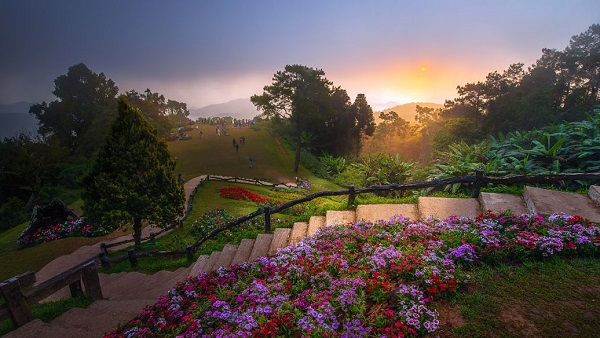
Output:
[
  {"xmin": 374, "ymin": 102, "xmax": 444, "ymax": 125},
  {"xmin": 189, "ymin": 98, "xmax": 260, "ymax": 120},
  {"xmin": 0, "ymin": 102, "xmax": 38, "ymax": 139}
]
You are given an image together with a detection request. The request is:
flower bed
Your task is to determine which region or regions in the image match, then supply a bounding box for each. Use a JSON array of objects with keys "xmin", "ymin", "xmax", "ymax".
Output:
[
  {"xmin": 18, "ymin": 218, "xmax": 113, "ymax": 248},
  {"xmin": 106, "ymin": 212, "xmax": 599, "ymax": 337},
  {"xmin": 218, "ymin": 186, "xmax": 275, "ymax": 206}
]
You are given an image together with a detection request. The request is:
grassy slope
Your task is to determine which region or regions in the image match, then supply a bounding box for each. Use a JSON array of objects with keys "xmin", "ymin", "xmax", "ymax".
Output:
[
  {"xmin": 168, "ymin": 123, "xmax": 313, "ymax": 183},
  {"xmin": 0, "ymin": 123, "xmax": 309, "ymax": 281}
]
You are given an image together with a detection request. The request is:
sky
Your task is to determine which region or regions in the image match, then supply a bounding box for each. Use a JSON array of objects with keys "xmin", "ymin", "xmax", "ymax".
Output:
[{"xmin": 0, "ymin": 1, "xmax": 599, "ymax": 111}]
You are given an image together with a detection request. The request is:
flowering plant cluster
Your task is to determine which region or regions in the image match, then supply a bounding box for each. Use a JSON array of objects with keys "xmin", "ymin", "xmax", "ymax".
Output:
[
  {"xmin": 106, "ymin": 212, "xmax": 599, "ymax": 337},
  {"xmin": 192, "ymin": 209, "xmax": 291, "ymax": 238},
  {"xmin": 18, "ymin": 218, "xmax": 112, "ymax": 248},
  {"xmin": 218, "ymin": 187, "xmax": 275, "ymax": 206},
  {"xmin": 191, "ymin": 209, "xmax": 236, "ymax": 237}
]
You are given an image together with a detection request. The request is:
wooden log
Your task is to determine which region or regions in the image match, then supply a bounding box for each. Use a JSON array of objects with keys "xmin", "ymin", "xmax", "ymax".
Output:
[
  {"xmin": 25, "ymin": 259, "xmax": 97, "ymax": 304},
  {"xmin": 69, "ymin": 280, "xmax": 84, "ymax": 297},
  {"xmin": 0, "ymin": 277, "xmax": 33, "ymax": 327},
  {"xmin": 81, "ymin": 260, "xmax": 103, "ymax": 300}
]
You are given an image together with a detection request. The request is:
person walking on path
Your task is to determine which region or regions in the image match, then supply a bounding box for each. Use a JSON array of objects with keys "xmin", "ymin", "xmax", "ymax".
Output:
[
  {"xmin": 248, "ymin": 156, "xmax": 254, "ymax": 168},
  {"xmin": 236, "ymin": 143, "xmax": 239, "ymax": 152}
]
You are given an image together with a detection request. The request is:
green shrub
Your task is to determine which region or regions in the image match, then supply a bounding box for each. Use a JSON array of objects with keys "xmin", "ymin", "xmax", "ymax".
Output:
[{"xmin": 0, "ymin": 197, "xmax": 28, "ymax": 233}]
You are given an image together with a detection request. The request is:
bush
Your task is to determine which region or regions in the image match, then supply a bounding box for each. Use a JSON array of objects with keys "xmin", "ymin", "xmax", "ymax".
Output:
[{"xmin": 0, "ymin": 197, "xmax": 28, "ymax": 233}]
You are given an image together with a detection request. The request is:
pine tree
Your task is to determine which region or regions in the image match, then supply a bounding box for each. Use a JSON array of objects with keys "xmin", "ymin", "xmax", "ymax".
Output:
[{"xmin": 82, "ymin": 97, "xmax": 184, "ymax": 247}]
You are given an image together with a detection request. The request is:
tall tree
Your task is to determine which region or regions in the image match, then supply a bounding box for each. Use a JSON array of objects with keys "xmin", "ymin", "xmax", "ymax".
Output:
[
  {"xmin": 349, "ymin": 94, "xmax": 376, "ymax": 156},
  {"xmin": 166, "ymin": 99, "xmax": 190, "ymax": 127},
  {"xmin": 82, "ymin": 97, "xmax": 184, "ymax": 247},
  {"xmin": 251, "ymin": 65, "xmax": 332, "ymax": 172},
  {"xmin": 29, "ymin": 63, "xmax": 118, "ymax": 153},
  {"xmin": 123, "ymin": 89, "xmax": 173, "ymax": 136}
]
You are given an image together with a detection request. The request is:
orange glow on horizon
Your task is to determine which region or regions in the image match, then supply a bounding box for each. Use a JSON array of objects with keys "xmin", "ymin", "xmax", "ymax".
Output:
[{"xmin": 332, "ymin": 57, "xmax": 494, "ymax": 108}]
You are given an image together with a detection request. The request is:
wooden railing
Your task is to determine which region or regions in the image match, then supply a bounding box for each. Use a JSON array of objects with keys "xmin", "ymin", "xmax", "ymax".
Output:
[
  {"xmin": 99, "ymin": 171, "xmax": 600, "ymax": 267},
  {"xmin": 0, "ymin": 259, "xmax": 102, "ymax": 328},
  {"xmin": 99, "ymin": 175, "xmax": 297, "ymax": 253}
]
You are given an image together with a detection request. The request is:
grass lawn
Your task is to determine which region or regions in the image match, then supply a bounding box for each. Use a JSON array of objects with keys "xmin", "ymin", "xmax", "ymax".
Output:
[
  {"xmin": 168, "ymin": 123, "xmax": 313, "ymax": 183},
  {"xmin": 447, "ymin": 257, "xmax": 600, "ymax": 337},
  {"xmin": 0, "ymin": 222, "xmax": 127, "ymax": 282}
]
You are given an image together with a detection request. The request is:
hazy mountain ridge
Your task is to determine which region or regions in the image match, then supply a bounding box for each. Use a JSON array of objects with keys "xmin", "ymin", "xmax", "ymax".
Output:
[
  {"xmin": 189, "ymin": 98, "xmax": 259, "ymax": 120},
  {"xmin": 374, "ymin": 102, "xmax": 444, "ymax": 125},
  {"xmin": 0, "ymin": 102, "xmax": 39, "ymax": 139}
]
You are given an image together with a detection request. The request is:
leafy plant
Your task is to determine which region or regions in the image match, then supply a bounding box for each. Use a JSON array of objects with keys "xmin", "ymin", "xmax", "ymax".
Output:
[{"xmin": 352, "ymin": 153, "xmax": 414, "ymax": 189}]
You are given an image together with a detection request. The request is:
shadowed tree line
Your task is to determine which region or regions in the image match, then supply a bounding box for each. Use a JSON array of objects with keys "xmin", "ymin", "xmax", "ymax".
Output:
[{"xmin": 1, "ymin": 63, "xmax": 189, "ymax": 231}]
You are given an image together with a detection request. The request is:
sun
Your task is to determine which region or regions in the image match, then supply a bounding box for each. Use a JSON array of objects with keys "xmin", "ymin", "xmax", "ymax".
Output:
[{"xmin": 421, "ymin": 67, "xmax": 426, "ymax": 72}]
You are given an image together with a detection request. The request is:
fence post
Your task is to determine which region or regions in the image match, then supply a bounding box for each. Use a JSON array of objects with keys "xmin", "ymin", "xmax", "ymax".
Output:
[
  {"xmin": 81, "ymin": 260, "xmax": 104, "ymax": 300},
  {"xmin": 472, "ymin": 170, "xmax": 484, "ymax": 198},
  {"xmin": 264, "ymin": 205, "xmax": 271, "ymax": 233},
  {"xmin": 69, "ymin": 280, "xmax": 84, "ymax": 298},
  {"xmin": 186, "ymin": 245, "xmax": 194, "ymax": 262},
  {"xmin": 347, "ymin": 184, "xmax": 356, "ymax": 207},
  {"xmin": 100, "ymin": 243, "xmax": 108, "ymax": 255},
  {"xmin": 99, "ymin": 251, "xmax": 110, "ymax": 267},
  {"xmin": 0, "ymin": 277, "xmax": 33, "ymax": 327},
  {"xmin": 128, "ymin": 249, "xmax": 138, "ymax": 268}
]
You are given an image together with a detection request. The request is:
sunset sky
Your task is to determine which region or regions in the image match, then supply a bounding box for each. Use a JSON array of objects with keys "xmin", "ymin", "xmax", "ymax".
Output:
[{"xmin": 1, "ymin": 1, "xmax": 598, "ymax": 110}]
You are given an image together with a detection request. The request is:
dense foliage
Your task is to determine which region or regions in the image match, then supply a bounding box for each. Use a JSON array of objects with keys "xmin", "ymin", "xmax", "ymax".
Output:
[
  {"xmin": 252, "ymin": 65, "xmax": 375, "ymax": 171},
  {"xmin": 430, "ymin": 110, "xmax": 600, "ymax": 180},
  {"xmin": 106, "ymin": 212, "xmax": 599, "ymax": 337},
  {"xmin": 82, "ymin": 98, "xmax": 184, "ymax": 246}
]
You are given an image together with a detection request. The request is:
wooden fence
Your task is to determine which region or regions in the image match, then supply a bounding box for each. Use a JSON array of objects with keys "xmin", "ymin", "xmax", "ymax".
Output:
[
  {"xmin": 99, "ymin": 175, "xmax": 297, "ymax": 253},
  {"xmin": 0, "ymin": 260, "xmax": 102, "ymax": 328},
  {"xmin": 99, "ymin": 171, "xmax": 600, "ymax": 267}
]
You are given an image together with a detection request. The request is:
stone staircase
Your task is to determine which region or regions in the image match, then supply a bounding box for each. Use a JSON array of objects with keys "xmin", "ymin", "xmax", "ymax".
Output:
[
  {"xmin": 3, "ymin": 267, "xmax": 191, "ymax": 338},
  {"xmin": 189, "ymin": 185, "xmax": 600, "ymax": 275},
  {"xmin": 5, "ymin": 185, "xmax": 600, "ymax": 337}
]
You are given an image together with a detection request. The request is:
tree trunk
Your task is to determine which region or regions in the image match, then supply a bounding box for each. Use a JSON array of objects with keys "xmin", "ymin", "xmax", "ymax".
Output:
[
  {"xmin": 294, "ymin": 132, "xmax": 301, "ymax": 173},
  {"xmin": 133, "ymin": 217, "xmax": 142, "ymax": 248}
]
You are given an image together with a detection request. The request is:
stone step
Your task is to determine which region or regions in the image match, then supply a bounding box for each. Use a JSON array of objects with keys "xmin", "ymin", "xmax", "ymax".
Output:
[
  {"xmin": 288, "ymin": 222, "xmax": 308, "ymax": 246},
  {"xmin": 102, "ymin": 271, "xmax": 149, "ymax": 300},
  {"xmin": 269, "ymin": 228, "xmax": 291, "ymax": 255},
  {"xmin": 146, "ymin": 267, "xmax": 190, "ymax": 296},
  {"xmin": 204, "ymin": 250, "xmax": 222, "ymax": 272},
  {"xmin": 524, "ymin": 186, "xmax": 600, "ymax": 223},
  {"xmin": 190, "ymin": 254, "xmax": 210, "ymax": 276},
  {"xmin": 418, "ymin": 196, "xmax": 481, "ymax": 219},
  {"xmin": 230, "ymin": 238, "xmax": 255, "ymax": 267},
  {"xmin": 307, "ymin": 216, "xmax": 326, "ymax": 237},
  {"xmin": 356, "ymin": 203, "xmax": 418, "ymax": 223},
  {"xmin": 479, "ymin": 192, "xmax": 529, "ymax": 215},
  {"xmin": 213, "ymin": 244, "xmax": 238, "ymax": 270},
  {"xmin": 326, "ymin": 210, "xmax": 356, "ymax": 225},
  {"xmin": 249, "ymin": 233, "xmax": 273, "ymax": 261}
]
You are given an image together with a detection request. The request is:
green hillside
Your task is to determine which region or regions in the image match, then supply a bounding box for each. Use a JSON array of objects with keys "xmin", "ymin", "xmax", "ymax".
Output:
[{"xmin": 168, "ymin": 123, "xmax": 309, "ymax": 183}]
